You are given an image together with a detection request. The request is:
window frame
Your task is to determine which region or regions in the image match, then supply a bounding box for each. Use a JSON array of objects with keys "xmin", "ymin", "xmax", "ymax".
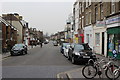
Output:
[{"xmin": 95, "ymin": 33, "xmax": 100, "ymax": 46}]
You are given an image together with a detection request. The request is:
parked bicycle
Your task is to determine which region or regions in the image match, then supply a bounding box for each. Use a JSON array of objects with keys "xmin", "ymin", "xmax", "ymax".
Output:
[
  {"xmin": 82, "ymin": 58, "xmax": 107, "ymax": 79},
  {"xmin": 104, "ymin": 57, "xmax": 119, "ymax": 80},
  {"xmin": 113, "ymin": 66, "xmax": 120, "ymax": 80},
  {"xmin": 82, "ymin": 58, "xmax": 119, "ymax": 79}
]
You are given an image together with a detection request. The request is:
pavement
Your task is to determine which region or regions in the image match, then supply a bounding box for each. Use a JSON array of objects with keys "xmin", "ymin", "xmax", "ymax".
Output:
[
  {"xmin": 57, "ymin": 54, "xmax": 120, "ymax": 80},
  {"xmin": 2, "ymin": 45, "xmax": 40, "ymax": 59}
]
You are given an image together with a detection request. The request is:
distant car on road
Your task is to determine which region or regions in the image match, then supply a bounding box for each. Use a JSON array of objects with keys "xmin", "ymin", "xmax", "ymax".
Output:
[
  {"xmin": 60, "ymin": 43, "xmax": 70, "ymax": 54},
  {"xmin": 63, "ymin": 44, "xmax": 71, "ymax": 58},
  {"xmin": 68, "ymin": 43, "xmax": 96, "ymax": 64},
  {"xmin": 53, "ymin": 41, "xmax": 58, "ymax": 46},
  {"xmin": 10, "ymin": 44, "xmax": 28, "ymax": 56},
  {"xmin": 44, "ymin": 39, "xmax": 49, "ymax": 44}
]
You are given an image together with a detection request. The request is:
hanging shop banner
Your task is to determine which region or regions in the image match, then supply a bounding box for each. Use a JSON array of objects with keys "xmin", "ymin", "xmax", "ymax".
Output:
[
  {"xmin": 106, "ymin": 15, "xmax": 120, "ymax": 25},
  {"xmin": 96, "ymin": 21, "xmax": 106, "ymax": 27}
]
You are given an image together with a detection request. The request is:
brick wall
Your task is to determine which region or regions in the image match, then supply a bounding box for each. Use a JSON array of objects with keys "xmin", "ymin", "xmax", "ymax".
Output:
[{"xmin": 2, "ymin": 23, "xmax": 6, "ymax": 49}]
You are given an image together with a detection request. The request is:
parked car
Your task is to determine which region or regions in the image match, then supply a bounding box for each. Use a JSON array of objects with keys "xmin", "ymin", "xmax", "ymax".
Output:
[
  {"xmin": 44, "ymin": 39, "xmax": 49, "ymax": 44},
  {"xmin": 68, "ymin": 43, "xmax": 96, "ymax": 64},
  {"xmin": 63, "ymin": 44, "xmax": 71, "ymax": 57},
  {"xmin": 53, "ymin": 41, "xmax": 58, "ymax": 46},
  {"xmin": 10, "ymin": 44, "xmax": 28, "ymax": 56},
  {"xmin": 60, "ymin": 43, "xmax": 70, "ymax": 54},
  {"xmin": 67, "ymin": 43, "xmax": 76, "ymax": 59}
]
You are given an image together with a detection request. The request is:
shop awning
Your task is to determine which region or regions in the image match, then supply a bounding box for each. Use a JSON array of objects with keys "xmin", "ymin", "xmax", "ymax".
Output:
[{"xmin": 107, "ymin": 27, "xmax": 120, "ymax": 34}]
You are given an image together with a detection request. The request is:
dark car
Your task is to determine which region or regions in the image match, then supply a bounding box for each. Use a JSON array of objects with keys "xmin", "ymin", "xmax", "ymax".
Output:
[
  {"xmin": 68, "ymin": 43, "xmax": 96, "ymax": 64},
  {"xmin": 53, "ymin": 41, "xmax": 58, "ymax": 46},
  {"xmin": 44, "ymin": 39, "xmax": 49, "ymax": 44},
  {"xmin": 60, "ymin": 43, "xmax": 70, "ymax": 54},
  {"xmin": 10, "ymin": 44, "xmax": 28, "ymax": 56}
]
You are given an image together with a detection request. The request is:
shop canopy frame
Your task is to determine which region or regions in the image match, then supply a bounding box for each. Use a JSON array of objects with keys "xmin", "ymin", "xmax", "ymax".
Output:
[{"xmin": 107, "ymin": 27, "xmax": 120, "ymax": 34}]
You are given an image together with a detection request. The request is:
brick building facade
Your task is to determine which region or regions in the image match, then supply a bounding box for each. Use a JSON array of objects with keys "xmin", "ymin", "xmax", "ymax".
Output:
[
  {"xmin": 0, "ymin": 17, "xmax": 17, "ymax": 53},
  {"xmin": 73, "ymin": 0, "xmax": 120, "ymax": 59},
  {"xmin": 0, "ymin": 19, "xmax": 2, "ymax": 54}
]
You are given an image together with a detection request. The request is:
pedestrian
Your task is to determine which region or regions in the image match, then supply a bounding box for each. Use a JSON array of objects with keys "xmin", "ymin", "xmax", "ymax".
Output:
[
  {"xmin": 40, "ymin": 40, "xmax": 43, "ymax": 48},
  {"xmin": 31, "ymin": 41, "xmax": 33, "ymax": 48}
]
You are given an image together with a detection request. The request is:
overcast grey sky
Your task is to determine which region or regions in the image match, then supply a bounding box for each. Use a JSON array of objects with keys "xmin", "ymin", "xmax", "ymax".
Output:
[{"xmin": 1, "ymin": 2, "xmax": 75, "ymax": 35}]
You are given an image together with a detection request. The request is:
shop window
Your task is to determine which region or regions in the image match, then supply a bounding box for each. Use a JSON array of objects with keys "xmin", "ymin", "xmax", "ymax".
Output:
[
  {"xmin": 108, "ymin": 34, "xmax": 114, "ymax": 51},
  {"xmin": 95, "ymin": 33, "xmax": 100, "ymax": 46},
  {"xmin": 108, "ymin": 34, "xmax": 120, "ymax": 56},
  {"xmin": 114, "ymin": 34, "xmax": 120, "ymax": 53}
]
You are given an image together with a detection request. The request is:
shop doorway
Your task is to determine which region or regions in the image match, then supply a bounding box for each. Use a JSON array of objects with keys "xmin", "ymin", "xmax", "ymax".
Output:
[{"xmin": 102, "ymin": 32, "xmax": 104, "ymax": 55}]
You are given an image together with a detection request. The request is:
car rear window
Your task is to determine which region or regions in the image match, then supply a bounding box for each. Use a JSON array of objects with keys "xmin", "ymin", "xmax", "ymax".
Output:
[{"xmin": 74, "ymin": 44, "xmax": 84, "ymax": 51}]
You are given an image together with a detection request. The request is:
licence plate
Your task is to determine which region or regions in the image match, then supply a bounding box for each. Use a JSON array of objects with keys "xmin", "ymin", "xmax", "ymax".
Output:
[{"xmin": 83, "ymin": 56, "xmax": 90, "ymax": 58}]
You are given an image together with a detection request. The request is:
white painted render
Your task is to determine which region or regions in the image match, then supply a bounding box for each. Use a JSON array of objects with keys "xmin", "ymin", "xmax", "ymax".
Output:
[
  {"xmin": 107, "ymin": 22, "xmax": 120, "ymax": 28},
  {"xmin": 93, "ymin": 25, "xmax": 107, "ymax": 57},
  {"xmin": 84, "ymin": 25, "xmax": 94, "ymax": 49}
]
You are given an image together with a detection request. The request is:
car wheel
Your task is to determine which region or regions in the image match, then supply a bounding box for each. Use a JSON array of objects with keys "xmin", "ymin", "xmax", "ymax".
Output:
[
  {"xmin": 71, "ymin": 56, "xmax": 76, "ymax": 64},
  {"xmin": 25, "ymin": 51, "xmax": 28, "ymax": 54},
  {"xmin": 10, "ymin": 53, "xmax": 14, "ymax": 56}
]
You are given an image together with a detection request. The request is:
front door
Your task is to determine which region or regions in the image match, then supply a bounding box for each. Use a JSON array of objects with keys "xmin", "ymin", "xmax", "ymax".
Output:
[{"xmin": 102, "ymin": 32, "xmax": 104, "ymax": 55}]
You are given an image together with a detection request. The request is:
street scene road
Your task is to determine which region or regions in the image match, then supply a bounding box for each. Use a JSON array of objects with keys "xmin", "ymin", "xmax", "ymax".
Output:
[
  {"xmin": 1, "ymin": 0, "xmax": 120, "ymax": 80},
  {"xmin": 2, "ymin": 42, "xmax": 82, "ymax": 78}
]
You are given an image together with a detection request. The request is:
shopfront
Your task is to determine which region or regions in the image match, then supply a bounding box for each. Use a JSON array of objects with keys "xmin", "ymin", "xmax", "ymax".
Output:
[
  {"xmin": 107, "ymin": 27, "xmax": 120, "ymax": 59},
  {"xmin": 106, "ymin": 13, "xmax": 120, "ymax": 59}
]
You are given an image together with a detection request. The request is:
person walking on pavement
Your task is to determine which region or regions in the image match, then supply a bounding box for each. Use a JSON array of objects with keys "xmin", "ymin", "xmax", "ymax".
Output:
[{"xmin": 40, "ymin": 40, "xmax": 43, "ymax": 48}]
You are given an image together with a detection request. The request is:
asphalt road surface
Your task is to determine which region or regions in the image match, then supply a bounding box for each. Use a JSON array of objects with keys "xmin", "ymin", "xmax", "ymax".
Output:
[{"xmin": 2, "ymin": 42, "xmax": 83, "ymax": 78}]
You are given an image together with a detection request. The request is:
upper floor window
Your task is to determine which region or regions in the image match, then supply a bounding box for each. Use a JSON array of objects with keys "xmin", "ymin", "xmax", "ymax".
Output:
[
  {"xmin": 79, "ymin": 3, "xmax": 82, "ymax": 14},
  {"xmin": 79, "ymin": 18, "xmax": 82, "ymax": 28},
  {"xmin": 100, "ymin": 3, "xmax": 104, "ymax": 19},
  {"xmin": 86, "ymin": 13, "xmax": 88, "ymax": 25},
  {"xmin": 89, "ymin": 0, "xmax": 91, "ymax": 6},
  {"xmin": 89, "ymin": 11, "xmax": 91, "ymax": 24},
  {"xmin": 111, "ymin": 0, "xmax": 115, "ymax": 14},
  {"xmin": 95, "ymin": 5, "xmax": 98, "ymax": 22},
  {"xmin": 86, "ymin": 0, "xmax": 88, "ymax": 8},
  {"xmin": 82, "ymin": 16, "xmax": 84, "ymax": 28},
  {"xmin": 118, "ymin": 1, "xmax": 120, "ymax": 11},
  {"xmin": 82, "ymin": 1, "xmax": 84, "ymax": 12}
]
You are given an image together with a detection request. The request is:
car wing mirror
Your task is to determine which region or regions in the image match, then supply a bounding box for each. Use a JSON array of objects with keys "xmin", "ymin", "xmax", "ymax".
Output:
[{"xmin": 89, "ymin": 48, "xmax": 92, "ymax": 50}]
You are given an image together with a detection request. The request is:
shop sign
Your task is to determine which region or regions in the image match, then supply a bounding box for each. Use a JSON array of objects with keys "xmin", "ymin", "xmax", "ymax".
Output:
[
  {"xmin": 106, "ymin": 15, "xmax": 120, "ymax": 25},
  {"xmin": 75, "ymin": 34, "xmax": 78, "ymax": 37},
  {"xmin": 96, "ymin": 21, "xmax": 106, "ymax": 27}
]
